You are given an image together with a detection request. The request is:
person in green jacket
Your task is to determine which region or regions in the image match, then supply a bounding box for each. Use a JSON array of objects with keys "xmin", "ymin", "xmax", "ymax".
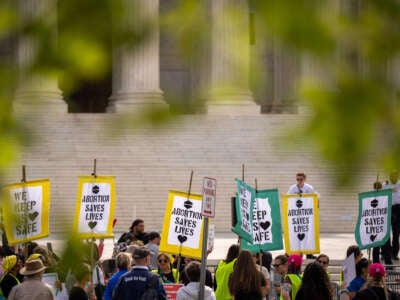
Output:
[
  {"xmin": 281, "ymin": 253, "xmax": 303, "ymax": 300},
  {"xmin": 214, "ymin": 244, "xmax": 240, "ymax": 300},
  {"xmin": 152, "ymin": 253, "xmax": 179, "ymax": 283}
]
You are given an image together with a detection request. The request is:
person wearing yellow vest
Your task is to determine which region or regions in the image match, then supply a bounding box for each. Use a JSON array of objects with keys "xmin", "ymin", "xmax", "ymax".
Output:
[
  {"xmin": 0, "ymin": 255, "xmax": 23, "ymax": 299},
  {"xmin": 214, "ymin": 244, "xmax": 240, "ymax": 300},
  {"xmin": 152, "ymin": 253, "xmax": 179, "ymax": 283},
  {"xmin": 281, "ymin": 253, "xmax": 303, "ymax": 300}
]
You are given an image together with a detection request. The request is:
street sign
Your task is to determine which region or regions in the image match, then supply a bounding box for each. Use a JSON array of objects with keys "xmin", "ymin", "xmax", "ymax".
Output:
[{"xmin": 201, "ymin": 177, "xmax": 216, "ymax": 218}]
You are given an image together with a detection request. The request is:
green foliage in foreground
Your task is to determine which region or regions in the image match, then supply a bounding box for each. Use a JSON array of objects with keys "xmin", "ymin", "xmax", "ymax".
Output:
[{"xmin": 0, "ymin": 0, "xmax": 399, "ymax": 187}]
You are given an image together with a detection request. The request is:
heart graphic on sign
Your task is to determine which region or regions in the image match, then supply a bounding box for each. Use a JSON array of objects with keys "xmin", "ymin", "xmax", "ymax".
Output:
[
  {"xmin": 260, "ymin": 221, "xmax": 271, "ymax": 230},
  {"xmin": 184, "ymin": 200, "xmax": 193, "ymax": 209},
  {"xmin": 297, "ymin": 233, "xmax": 305, "ymax": 241},
  {"xmin": 370, "ymin": 234, "xmax": 377, "ymax": 242},
  {"xmin": 371, "ymin": 199, "xmax": 378, "ymax": 208},
  {"xmin": 88, "ymin": 221, "xmax": 97, "ymax": 229},
  {"xmin": 296, "ymin": 200, "xmax": 303, "ymax": 208},
  {"xmin": 178, "ymin": 235, "xmax": 187, "ymax": 243},
  {"xmin": 28, "ymin": 212, "xmax": 39, "ymax": 221}
]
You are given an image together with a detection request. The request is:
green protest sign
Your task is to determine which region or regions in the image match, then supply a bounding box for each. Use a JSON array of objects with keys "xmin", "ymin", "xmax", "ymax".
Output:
[
  {"xmin": 242, "ymin": 188, "xmax": 283, "ymax": 252},
  {"xmin": 231, "ymin": 179, "xmax": 255, "ymax": 243},
  {"xmin": 355, "ymin": 189, "xmax": 392, "ymax": 250}
]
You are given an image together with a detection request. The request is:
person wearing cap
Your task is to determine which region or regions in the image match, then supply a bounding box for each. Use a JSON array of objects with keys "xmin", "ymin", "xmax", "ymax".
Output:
[
  {"xmin": 145, "ymin": 232, "xmax": 161, "ymax": 270},
  {"xmin": 281, "ymin": 253, "xmax": 303, "ymax": 300},
  {"xmin": 8, "ymin": 258, "xmax": 54, "ymax": 300},
  {"xmin": 112, "ymin": 246, "xmax": 167, "ymax": 300},
  {"xmin": 353, "ymin": 263, "xmax": 400, "ymax": 300},
  {"xmin": 0, "ymin": 255, "xmax": 23, "ymax": 298}
]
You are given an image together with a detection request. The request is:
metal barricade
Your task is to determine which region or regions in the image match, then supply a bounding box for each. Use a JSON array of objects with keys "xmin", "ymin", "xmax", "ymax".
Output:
[{"xmin": 384, "ymin": 265, "xmax": 400, "ymax": 293}]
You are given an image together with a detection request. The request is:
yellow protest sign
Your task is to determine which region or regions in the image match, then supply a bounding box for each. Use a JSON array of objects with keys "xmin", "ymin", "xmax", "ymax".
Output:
[
  {"xmin": 2, "ymin": 179, "xmax": 50, "ymax": 245},
  {"xmin": 159, "ymin": 190, "xmax": 206, "ymax": 259},
  {"xmin": 73, "ymin": 176, "xmax": 116, "ymax": 239},
  {"xmin": 282, "ymin": 193, "xmax": 320, "ymax": 254}
]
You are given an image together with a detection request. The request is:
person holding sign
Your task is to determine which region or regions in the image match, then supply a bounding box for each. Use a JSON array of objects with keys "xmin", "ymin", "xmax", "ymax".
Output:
[
  {"xmin": 371, "ymin": 180, "xmax": 393, "ymax": 266},
  {"xmin": 287, "ymin": 173, "xmax": 317, "ymax": 259},
  {"xmin": 384, "ymin": 170, "xmax": 400, "ymax": 261},
  {"xmin": 287, "ymin": 173, "xmax": 314, "ymax": 195}
]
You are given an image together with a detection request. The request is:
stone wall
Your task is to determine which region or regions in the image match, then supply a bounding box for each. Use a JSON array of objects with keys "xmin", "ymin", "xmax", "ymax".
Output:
[{"xmin": 4, "ymin": 112, "xmax": 379, "ymax": 235}]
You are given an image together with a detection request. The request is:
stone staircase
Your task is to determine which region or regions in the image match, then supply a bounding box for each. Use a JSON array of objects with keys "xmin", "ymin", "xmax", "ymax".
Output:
[{"xmin": 4, "ymin": 112, "xmax": 381, "ymax": 236}]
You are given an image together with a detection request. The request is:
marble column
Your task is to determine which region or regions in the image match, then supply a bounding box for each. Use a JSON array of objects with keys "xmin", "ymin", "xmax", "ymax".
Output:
[
  {"xmin": 207, "ymin": 0, "xmax": 259, "ymax": 115},
  {"xmin": 14, "ymin": 0, "xmax": 67, "ymax": 114},
  {"xmin": 108, "ymin": 0, "xmax": 166, "ymax": 112}
]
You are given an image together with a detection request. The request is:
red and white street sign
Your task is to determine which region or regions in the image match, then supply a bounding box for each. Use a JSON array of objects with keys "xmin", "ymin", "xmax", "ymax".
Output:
[{"xmin": 202, "ymin": 177, "xmax": 216, "ymax": 218}]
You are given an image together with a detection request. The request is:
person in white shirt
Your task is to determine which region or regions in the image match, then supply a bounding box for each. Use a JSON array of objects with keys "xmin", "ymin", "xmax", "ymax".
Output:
[
  {"xmin": 287, "ymin": 172, "xmax": 317, "ymax": 259},
  {"xmin": 384, "ymin": 170, "xmax": 400, "ymax": 260},
  {"xmin": 287, "ymin": 173, "xmax": 314, "ymax": 194}
]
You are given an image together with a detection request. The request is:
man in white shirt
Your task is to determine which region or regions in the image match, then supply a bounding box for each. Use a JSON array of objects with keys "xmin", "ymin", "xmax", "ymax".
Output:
[
  {"xmin": 287, "ymin": 172, "xmax": 317, "ymax": 259},
  {"xmin": 384, "ymin": 170, "xmax": 400, "ymax": 260},
  {"xmin": 287, "ymin": 172, "xmax": 315, "ymax": 194}
]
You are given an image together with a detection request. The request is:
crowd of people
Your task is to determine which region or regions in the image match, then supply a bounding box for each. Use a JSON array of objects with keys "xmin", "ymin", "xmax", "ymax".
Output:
[
  {"xmin": 1, "ymin": 218, "xmax": 400, "ymax": 300},
  {"xmin": 0, "ymin": 171, "xmax": 399, "ymax": 299}
]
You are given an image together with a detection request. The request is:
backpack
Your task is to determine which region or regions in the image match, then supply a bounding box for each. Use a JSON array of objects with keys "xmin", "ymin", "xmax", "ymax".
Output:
[{"xmin": 140, "ymin": 275, "xmax": 159, "ymax": 300}]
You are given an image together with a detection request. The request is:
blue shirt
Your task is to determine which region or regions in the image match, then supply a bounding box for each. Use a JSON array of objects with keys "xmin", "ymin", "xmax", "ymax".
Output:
[
  {"xmin": 104, "ymin": 269, "xmax": 129, "ymax": 300},
  {"xmin": 112, "ymin": 266, "xmax": 166, "ymax": 300},
  {"xmin": 348, "ymin": 276, "xmax": 366, "ymax": 292}
]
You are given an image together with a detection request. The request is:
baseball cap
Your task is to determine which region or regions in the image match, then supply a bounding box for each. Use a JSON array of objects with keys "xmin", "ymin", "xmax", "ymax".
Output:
[
  {"xmin": 133, "ymin": 246, "xmax": 150, "ymax": 259},
  {"xmin": 288, "ymin": 253, "xmax": 303, "ymax": 267},
  {"xmin": 369, "ymin": 263, "xmax": 385, "ymax": 277}
]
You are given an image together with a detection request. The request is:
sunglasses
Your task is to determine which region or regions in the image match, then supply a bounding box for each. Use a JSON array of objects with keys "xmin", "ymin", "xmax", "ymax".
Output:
[
  {"xmin": 318, "ymin": 260, "xmax": 328, "ymax": 265},
  {"xmin": 158, "ymin": 259, "xmax": 169, "ymax": 263},
  {"xmin": 296, "ymin": 178, "xmax": 304, "ymax": 182},
  {"xmin": 272, "ymin": 263, "xmax": 283, "ymax": 268}
]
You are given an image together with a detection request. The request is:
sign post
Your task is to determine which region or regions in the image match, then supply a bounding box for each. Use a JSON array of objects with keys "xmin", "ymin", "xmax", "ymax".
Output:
[{"xmin": 199, "ymin": 177, "xmax": 216, "ymax": 300}]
